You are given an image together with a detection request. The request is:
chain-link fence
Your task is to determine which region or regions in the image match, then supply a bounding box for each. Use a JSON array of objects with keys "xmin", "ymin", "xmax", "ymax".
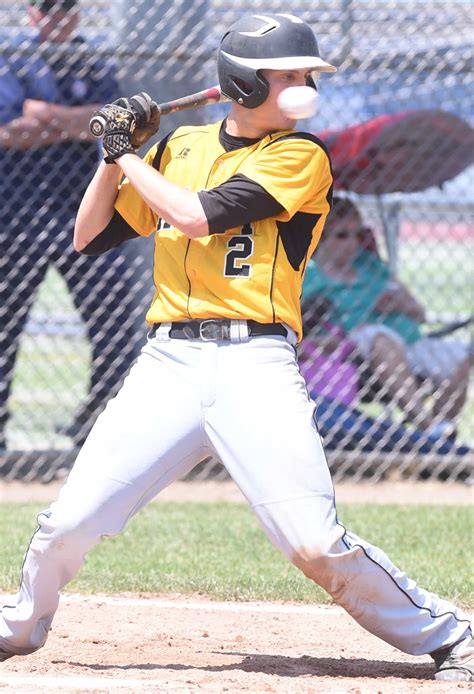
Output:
[{"xmin": 0, "ymin": 0, "xmax": 473, "ymax": 482}]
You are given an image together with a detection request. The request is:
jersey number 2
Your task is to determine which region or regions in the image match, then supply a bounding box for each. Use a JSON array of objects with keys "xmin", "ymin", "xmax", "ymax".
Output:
[{"xmin": 224, "ymin": 223, "xmax": 254, "ymax": 277}]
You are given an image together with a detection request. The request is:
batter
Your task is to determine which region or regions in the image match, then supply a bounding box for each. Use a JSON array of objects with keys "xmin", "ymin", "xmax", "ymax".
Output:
[{"xmin": 0, "ymin": 12, "xmax": 472, "ymax": 682}]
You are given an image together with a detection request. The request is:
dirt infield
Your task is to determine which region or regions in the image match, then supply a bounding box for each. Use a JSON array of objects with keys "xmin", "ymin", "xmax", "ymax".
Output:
[{"xmin": 1, "ymin": 594, "xmax": 472, "ymax": 693}]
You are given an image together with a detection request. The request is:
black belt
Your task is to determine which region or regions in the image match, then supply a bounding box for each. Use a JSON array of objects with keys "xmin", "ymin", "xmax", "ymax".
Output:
[{"xmin": 153, "ymin": 319, "xmax": 287, "ymax": 341}]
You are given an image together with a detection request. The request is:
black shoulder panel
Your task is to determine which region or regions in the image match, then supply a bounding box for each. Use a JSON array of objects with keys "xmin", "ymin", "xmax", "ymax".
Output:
[
  {"xmin": 277, "ymin": 212, "xmax": 321, "ymax": 271},
  {"xmin": 151, "ymin": 130, "xmax": 176, "ymax": 171}
]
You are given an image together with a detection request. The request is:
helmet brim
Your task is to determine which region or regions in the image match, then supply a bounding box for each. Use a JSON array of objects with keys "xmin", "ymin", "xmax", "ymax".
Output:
[{"xmin": 220, "ymin": 51, "xmax": 337, "ymax": 73}]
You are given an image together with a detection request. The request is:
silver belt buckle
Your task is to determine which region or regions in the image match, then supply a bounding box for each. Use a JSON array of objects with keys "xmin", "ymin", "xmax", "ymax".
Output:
[{"xmin": 199, "ymin": 320, "xmax": 229, "ymax": 341}]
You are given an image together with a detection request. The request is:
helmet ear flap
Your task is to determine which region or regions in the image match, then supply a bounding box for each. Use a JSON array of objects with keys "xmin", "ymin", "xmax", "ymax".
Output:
[
  {"xmin": 218, "ymin": 53, "xmax": 270, "ymax": 108},
  {"xmin": 247, "ymin": 70, "xmax": 270, "ymax": 108}
]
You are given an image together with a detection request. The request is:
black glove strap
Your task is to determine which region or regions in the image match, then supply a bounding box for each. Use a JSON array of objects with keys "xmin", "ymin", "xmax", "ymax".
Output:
[{"xmin": 103, "ymin": 130, "xmax": 137, "ymax": 163}]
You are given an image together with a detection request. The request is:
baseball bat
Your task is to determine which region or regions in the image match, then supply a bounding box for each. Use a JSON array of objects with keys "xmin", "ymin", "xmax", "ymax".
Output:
[{"xmin": 89, "ymin": 86, "xmax": 230, "ymax": 138}]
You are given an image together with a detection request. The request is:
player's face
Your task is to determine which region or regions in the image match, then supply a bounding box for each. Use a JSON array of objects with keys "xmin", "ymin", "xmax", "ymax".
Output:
[
  {"xmin": 227, "ymin": 68, "xmax": 316, "ymax": 138},
  {"xmin": 325, "ymin": 214, "xmax": 365, "ymax": 264},
  {"xmin": 259, "ymin": 68, "xmax": 315, "ymax": 129},
  {"xmin": 29, "ymin": 7, "xmax": 79, "ymax": 42}
]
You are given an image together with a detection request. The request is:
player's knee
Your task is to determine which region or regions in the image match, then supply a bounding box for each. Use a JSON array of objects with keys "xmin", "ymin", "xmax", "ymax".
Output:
[
  {"xmin": 291, "ymin": 545, "xmax": 348, "ymax": 599},
  {"xmin": 33, "ymin": 509, "xmax": 101, "ymax": 554},
  {"xmin": 291, "ymin": 544, "xmax": 329, "ymax": 580}
]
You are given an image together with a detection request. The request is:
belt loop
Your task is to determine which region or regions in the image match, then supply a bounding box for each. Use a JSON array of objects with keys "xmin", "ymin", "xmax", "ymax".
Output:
[
  {"xmin": 229, "ymin": 320, "xmax": 240, "ymax": 343},
  {"xmin": 230, "ymin": 319, "xmax": 249, "ymax": 343},
  {"xmin": 156, "ymin": 322, "xmax": 172, "ymax": 342},
  {"xmin": 283, "ymin": 323, "xmax": 297, "ymax": 346},
  {"xmin": 239, "ymin": 320, "xmax": 250, "ymax": 343}
]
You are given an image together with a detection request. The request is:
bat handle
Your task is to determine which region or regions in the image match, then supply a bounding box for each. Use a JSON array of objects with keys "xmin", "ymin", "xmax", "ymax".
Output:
[{"xmin": 89, "ymin": 114, "xmax": 107, "ymax": 138}]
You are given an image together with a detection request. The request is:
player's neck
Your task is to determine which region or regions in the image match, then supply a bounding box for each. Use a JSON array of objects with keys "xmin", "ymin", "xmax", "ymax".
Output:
[{"xmin": 226, "ymin": 107, "xmax": 287, "ymax": 140}]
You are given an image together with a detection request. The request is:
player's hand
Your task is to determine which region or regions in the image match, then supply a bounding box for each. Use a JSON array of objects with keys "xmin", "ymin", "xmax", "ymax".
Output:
[
  {"xmin": 112, "ymin": 93, "xmax": 160, "ymax": 147},
  {"xmin": 375, "ymin": 281, "xmax": 408, "ymax": 314},
  {"xmin": 23, "ymin": 99, "xmax": 52, "ymax": 122},
  {"xmin": 131, "ymin": 100, "xmax": 161, "ymax": 147},
  {"xmin": 92, "ymin": 102, "xmax": 138, "ymax": 163},
  {"xmin": 94, "ymin": 93, "xmax": 160, "ymax": 162}
]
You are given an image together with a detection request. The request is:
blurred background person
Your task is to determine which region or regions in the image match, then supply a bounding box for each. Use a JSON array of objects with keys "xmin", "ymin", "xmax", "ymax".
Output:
[
  {"xmin": 302, "ymin": 197, "xmax": 471, "ymax": 440},
  {"xmin": 0, "ymin": 0, "xmax": 142, "ymax": 450}
]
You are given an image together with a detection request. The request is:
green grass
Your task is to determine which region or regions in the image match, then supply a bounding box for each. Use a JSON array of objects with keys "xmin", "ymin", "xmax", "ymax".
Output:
[{"xmin": 1, "ymin": 502, "xmax": 472, "ymax": 607}]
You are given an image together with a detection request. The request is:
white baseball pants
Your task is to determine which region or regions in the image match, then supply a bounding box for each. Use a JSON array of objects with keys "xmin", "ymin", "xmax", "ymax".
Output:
[{"xmin": 0, "ymin": 332, "xmax": 471, "ymax": 657}]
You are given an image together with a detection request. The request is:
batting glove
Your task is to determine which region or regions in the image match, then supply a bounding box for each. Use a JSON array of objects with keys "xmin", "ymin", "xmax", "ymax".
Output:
[
  {"xmin": 93, "ymin": 102, "xmax": 138, "ymax": 163},
  {"xmin": 123, "ymin": 92, "xmax": 161, "ymax": 148},
  {"xmin": 94, "ymin": 92, "xmax": 160, "ymax": 163},
  {"xmin": 131, "ymin": 101, "xmax": 161, "ymax": 147}
]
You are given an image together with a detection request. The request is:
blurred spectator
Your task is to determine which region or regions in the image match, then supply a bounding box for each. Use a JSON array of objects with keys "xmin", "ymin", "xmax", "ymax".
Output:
[
  {"xmin": 299, "ymin": 296, "xmax": 360, "ymax": 407},
  {"xmin": 0, "ymin": 0, "xmax": 141, "ymax": 450},
  {"xmin": 298, "ymin": 297, "xmax": 471, "ymax": 461},
  {"xmin": 302, "ymin": 197, "xmax": 470, "ymax": 439}
]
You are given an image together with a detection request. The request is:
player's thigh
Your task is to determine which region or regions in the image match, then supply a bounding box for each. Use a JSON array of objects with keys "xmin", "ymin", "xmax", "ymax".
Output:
[
  {"xmin": 206, "ymin": 337, "xmax": 339, "ymax": 558},
  {"xmin": 1, "ymin": 224, "xmax": 48, "ymax": 315},
  {"xmin": 207, "ymin": 337, "xmax": 334, "ymax": 501},
  {"xmin": 54, "ymin": 343, "xmax": 206, "ymax": 532},
  {"xmin": 0, "ymin": 224, "xmax": 49, "ymax": 355}
]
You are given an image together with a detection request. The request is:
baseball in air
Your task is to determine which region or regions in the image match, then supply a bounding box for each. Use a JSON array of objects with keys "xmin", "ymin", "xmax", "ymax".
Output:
[{"xmin": 277, "ymin": 86, "xmax": 319, "ymax": 119}]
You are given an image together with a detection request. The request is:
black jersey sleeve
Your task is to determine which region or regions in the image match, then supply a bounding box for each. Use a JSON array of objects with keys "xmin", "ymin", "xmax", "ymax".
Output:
[
  {"xmin": 198, "ymin": 174, "xmax": 284, "ymax": 234},
  {"xmin": 80, "ymin": 210, "xmax": 141, "ymax": 256}
]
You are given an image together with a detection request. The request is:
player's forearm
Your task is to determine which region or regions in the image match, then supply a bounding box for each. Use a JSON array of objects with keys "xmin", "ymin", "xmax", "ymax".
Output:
[
  {"xmin": 402, "ymin": 299, "xmax": 426, "ymax": 322},
  {"xmin": 117, "ymin": 153, "xmax": 209, "ymax": 238},
  {"xmin": 74, "ymin": 161, "xmax": 123, "ymax": 251},
  {"xmin": 0, "ymin": 103, "xmax": 104, "ymax": 149},
  {"xmin": 0, "ymin": 118, "xmax": 63, "ymax": 149},
  {"xmin": 392, "ymin": 286, "xmax": 426, "ymax": 322},
  {"xmin": 44, "ymin": 103, "xmax": 100, "ymax": 141}
]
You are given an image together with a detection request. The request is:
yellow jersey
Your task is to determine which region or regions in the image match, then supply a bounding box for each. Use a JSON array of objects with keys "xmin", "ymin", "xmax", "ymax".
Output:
[{"xmin": 114, "ymin": 120, "xmax": 333, "ymax": 342}]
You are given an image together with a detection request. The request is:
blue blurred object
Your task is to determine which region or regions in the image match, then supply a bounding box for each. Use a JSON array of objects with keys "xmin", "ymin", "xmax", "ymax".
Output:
[{"xmin": 314, "ymin": 395, "xmax": 471, "ymax": 456}]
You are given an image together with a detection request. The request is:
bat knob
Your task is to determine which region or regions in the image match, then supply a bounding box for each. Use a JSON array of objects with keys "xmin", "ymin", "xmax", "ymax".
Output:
[{"xmin": 89, "ymin": 115, "xmax": 107, "ymax": 138}]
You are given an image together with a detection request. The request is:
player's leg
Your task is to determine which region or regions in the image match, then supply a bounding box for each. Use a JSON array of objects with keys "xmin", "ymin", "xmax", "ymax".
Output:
[
  {"xmin": 0, "ymin": 337, "xmax": 210, "ymax": 657},
  {"xmin": 205, "ymin": 336, "xmax": 471, "ymax": 657},
  {"xmin": 53, "ymin": 221, "xmax": 144, "ymax": 445},
  {"xmin": 0, "ymin": 219, "xmax": 49, "ymax": 448}
]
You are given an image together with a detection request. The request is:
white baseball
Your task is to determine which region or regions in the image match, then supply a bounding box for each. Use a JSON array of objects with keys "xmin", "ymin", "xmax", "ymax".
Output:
[{"xmin": 277, "ymin": 86, "xmax": 319, "ymax": 119}]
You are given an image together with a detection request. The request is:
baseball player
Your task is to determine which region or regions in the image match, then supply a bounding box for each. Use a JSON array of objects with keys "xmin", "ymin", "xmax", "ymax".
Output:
[{"xmin": 0, "ymin": 13, "xmax": 472, "ymax": 682}]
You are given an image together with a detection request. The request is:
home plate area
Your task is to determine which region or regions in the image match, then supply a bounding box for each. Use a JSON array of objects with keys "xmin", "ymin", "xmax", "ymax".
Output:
[{"xmin": 0, "ymin": 594, "xmax": 468, "ymax": 693}]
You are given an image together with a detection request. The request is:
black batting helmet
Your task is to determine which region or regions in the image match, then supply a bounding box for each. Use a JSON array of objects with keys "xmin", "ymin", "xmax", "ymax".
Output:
[{"xmin": 218, "ymin": 13, "xmax": 336, "ymax": 109}]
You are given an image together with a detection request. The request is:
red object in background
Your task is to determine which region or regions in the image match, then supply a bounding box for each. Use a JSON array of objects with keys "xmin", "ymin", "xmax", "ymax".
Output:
[{"xmin": 316, "ymin": 110, "xmax": 474, "ymax": 194}]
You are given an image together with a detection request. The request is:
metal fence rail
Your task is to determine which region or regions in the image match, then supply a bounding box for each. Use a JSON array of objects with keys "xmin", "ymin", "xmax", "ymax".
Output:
[{"xmin": 0, "ymin": 1, "xmax": 472, "ymax": 482}]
